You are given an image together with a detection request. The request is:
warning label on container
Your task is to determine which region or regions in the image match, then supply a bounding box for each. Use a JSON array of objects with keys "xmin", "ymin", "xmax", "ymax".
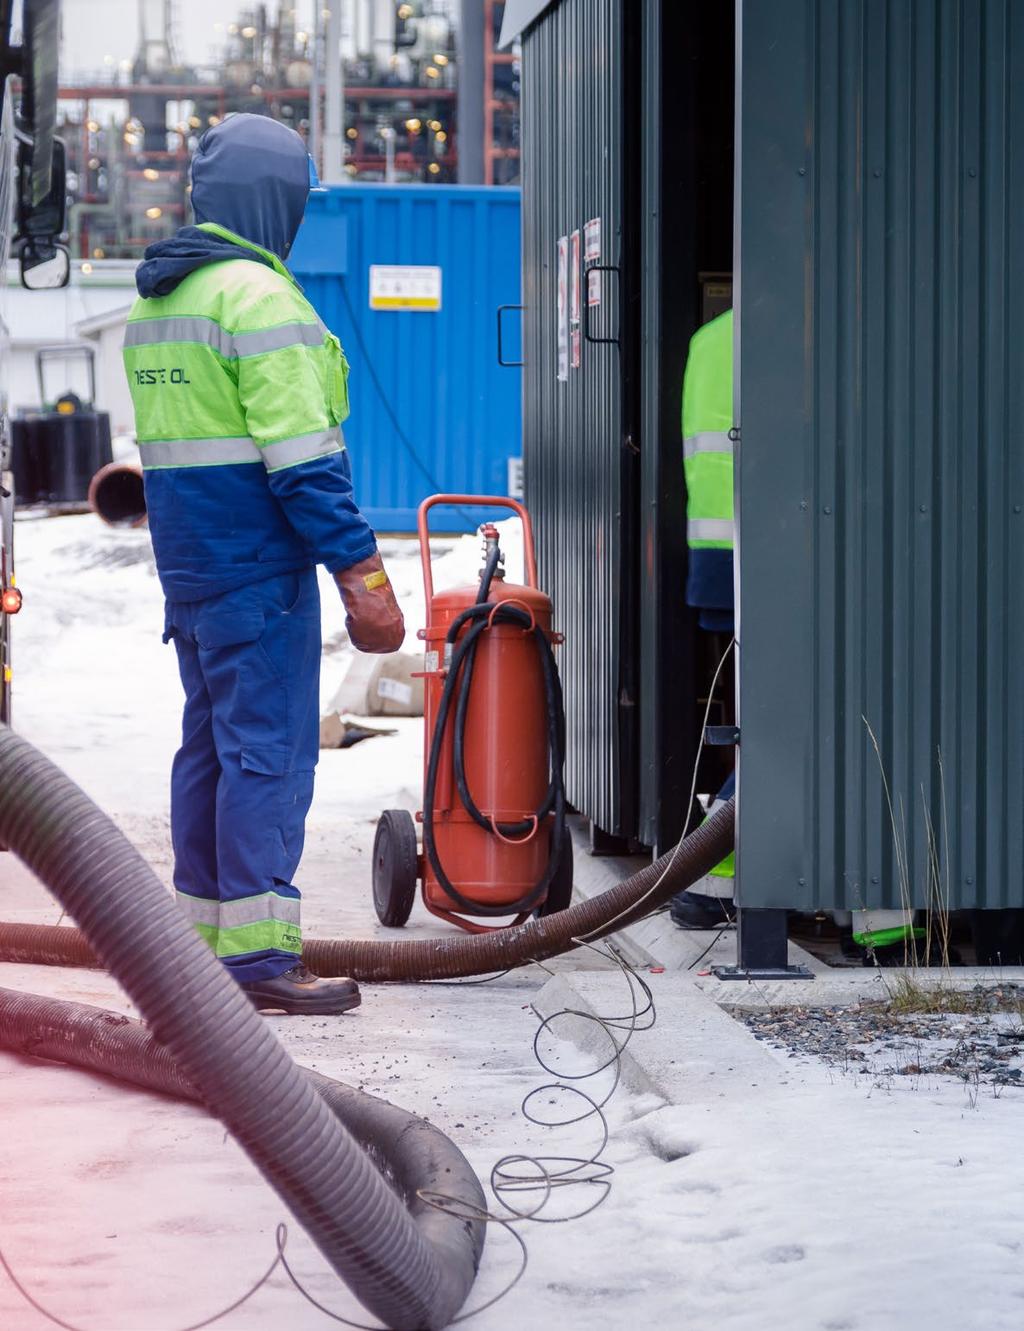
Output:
[
  {"xmin": 557, "ymin": 235, "xmax": 568, "ymax": 382},
  {"xmin": 584, "ymin": 217, "xmax": 601, "ymax": 262},
  {"xmin": 369, "ymin": 265, "xmax": 442, "ymax": 311},
  {"xmin": 570, "ymin": 230, "xmax": 582, "ymax": 370},
  {"xmin": 570, "ymin": 230, "xmax": 581, "ymax": 326}
]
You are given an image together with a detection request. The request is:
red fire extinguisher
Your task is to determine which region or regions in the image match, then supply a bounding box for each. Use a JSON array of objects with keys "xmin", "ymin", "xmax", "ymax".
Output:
[{"xmin": 372, "ymin": 494, "xmax": 572, "ymax": 934}]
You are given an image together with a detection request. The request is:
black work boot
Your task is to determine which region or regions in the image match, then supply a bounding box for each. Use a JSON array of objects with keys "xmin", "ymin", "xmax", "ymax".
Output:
[
  {"xmin": 241, "ymin": 964, "xmax": 361, "ymax": 1015},
  {"xmin": 670, "ymin": 890, "xmax": 736, "ymax": 930}
]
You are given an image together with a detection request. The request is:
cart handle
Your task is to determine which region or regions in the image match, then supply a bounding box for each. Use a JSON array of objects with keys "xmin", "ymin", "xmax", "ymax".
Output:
[
  {"xmin": 488, "ymin": 814, "xmax": 540, "ymax": 846},
  {"xmin": 417, "ymin": 494, "xmax": 538, "ymax": 606}
]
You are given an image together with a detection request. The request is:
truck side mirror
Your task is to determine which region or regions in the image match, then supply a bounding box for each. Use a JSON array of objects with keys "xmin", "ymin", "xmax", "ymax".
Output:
[
  {"xmin": 20, "ymin": 244, "xmax": 69, "ymax": 290},
  {"xmin": 15, "ymin": 134, "xmax": 69, "ymax": 290}
]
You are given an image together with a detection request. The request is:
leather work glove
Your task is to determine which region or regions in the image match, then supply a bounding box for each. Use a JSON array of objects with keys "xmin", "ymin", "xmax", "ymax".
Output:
[{"xmin": 334, "ymin": 552, "xmax": 405, "ymax": 654}]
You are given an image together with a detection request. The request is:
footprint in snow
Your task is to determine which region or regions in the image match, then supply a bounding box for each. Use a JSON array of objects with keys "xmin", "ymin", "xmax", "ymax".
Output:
[{"xmin": 765, "ymin": 1243, "xmax": 806, "ymax": 1264}]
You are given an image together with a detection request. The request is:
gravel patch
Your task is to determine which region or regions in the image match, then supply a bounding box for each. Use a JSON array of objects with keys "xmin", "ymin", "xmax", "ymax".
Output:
[{"xmin": 740, "ymin": 983, "xmax": 1024, "ymax": 1095}]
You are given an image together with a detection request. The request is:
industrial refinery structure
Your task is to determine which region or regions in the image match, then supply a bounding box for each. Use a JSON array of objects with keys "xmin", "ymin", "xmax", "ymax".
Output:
[{"xmin": 57, "ymin": 1, "xmax": 519, "ymax": 260}]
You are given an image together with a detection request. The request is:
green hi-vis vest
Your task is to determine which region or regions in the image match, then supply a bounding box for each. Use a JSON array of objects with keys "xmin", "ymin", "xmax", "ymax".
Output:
[{"xmin": 682, "ymin": 308, "xmax": 734, "ymax": 551}]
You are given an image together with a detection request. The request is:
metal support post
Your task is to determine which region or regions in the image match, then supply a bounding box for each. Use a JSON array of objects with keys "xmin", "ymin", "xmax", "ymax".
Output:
[
  {"xmin": 714, "ymin": 907, "xmax": 813, "ymax": 981},
  {"xmin": 309, "ymin": 0, "xmax": 323, "ymax": 175},
  {"xmin": 457, "ymin": 0, "xmax": 485, "ymax": 183},
  {"xmin": 322, "ymin": 0, "xmax": 345, "ymax": 183}
]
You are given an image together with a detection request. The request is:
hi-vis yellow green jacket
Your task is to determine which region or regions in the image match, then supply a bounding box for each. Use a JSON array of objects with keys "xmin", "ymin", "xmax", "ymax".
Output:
[
  {"xmin": 682, "ymin": 308, "xmax": 734, "ymax": 615},
  {"xmin": 123, "ymin": 221, "xmax": 376, "ymax": 601}
]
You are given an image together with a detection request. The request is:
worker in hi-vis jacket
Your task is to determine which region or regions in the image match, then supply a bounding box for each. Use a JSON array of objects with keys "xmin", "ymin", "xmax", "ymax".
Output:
[
  {"xmin": 123, "ymin": 114, "xmax": 404, "ymax": 1014},
  {"xmin": 671, "ymin": 308, "xmax": 737, "ymax": 930}
]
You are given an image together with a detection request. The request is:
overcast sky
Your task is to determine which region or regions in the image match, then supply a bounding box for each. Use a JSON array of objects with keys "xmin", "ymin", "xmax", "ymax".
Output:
[{"xmin": 60, "ymin": 0, "xmax": 315, "ymax": 79}]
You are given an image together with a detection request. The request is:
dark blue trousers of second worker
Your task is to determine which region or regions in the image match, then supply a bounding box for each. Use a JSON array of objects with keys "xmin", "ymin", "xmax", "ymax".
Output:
[{"xmin": 164, "ymin": 568, "xmax": 321, "ymax": 983}]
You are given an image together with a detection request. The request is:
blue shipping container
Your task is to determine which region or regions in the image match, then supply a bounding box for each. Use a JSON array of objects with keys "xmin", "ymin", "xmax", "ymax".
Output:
[{"xmin": 288, "ymin": 184, "xmax": 523, "ymax": 533}]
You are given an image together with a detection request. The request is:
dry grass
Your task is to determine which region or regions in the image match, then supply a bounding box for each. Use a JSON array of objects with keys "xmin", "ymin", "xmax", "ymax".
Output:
[
  {"xmin": 863, "ymin": 719, "xmax": 953, "ymax": 971},
  {"xmin": 866, "ymin": 972, "xmax": 1024, "ymax": 1020},
  {"xmin": 878, "ymin": 973, "xmax": 982, "ymax": 1015}
]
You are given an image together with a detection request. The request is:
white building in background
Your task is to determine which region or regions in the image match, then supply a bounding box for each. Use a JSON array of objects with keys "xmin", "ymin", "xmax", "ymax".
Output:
[
  {"xmin": 4, "ymin": 262, "xmax": 136, "ymax": 437},
  {"xmin": 74, "ymin": 304, "xmax": 135, "ymax": 439}
]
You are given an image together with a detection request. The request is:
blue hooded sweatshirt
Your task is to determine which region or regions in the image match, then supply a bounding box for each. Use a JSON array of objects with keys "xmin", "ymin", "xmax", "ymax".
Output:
[
  {"xmin": 130, "ymin": 114, "xmax": 376, "ymax": 602},
  {"xmin": 136, "ymin": 113, "xmax": 310, "ymax": 298}
]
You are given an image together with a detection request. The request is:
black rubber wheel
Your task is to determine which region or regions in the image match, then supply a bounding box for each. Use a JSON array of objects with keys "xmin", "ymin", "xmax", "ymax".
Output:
[
  {"xmin": 372, "ymin": 809, "xmax": 419, "ymax": 927},
  {"xmin": 535, "ymin": 823, "xmax": 574, "ymax": 917}
]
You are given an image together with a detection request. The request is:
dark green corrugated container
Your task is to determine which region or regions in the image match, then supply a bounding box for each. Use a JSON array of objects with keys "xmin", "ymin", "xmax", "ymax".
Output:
[{"xmin": 507, "ymin": 0, "xmax": 1024, "ymax": 919}]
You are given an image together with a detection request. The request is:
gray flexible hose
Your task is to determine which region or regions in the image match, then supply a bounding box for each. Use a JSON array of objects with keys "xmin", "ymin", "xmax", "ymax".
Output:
[
  {"xmin": 0, "ymin": 725, "xmax": 482, "ymax": 1330},
  {"xmin": 0, "ymin": 986, "xmax": 484, "ymax": 1297}
]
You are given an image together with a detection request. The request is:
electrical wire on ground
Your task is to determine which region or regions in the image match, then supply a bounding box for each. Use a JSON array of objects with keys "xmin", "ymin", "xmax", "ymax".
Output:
[
  {"xmin": 685, "ymin": 920, "xmax": 735, "ymax": 972},
  {"xmin": 0, "ymin": 948, "xmax": 645, "ymax": 1331},
  {"xmin": 0, "ymin": 1224, "xmax": 292, "ymax": 1331},
  {"xmin": 397, "ymin": 939, "xmax": 658, "ymax": 1324}
]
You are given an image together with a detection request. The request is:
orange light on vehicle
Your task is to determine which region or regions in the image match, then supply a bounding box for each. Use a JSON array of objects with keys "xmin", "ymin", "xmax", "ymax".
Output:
[{"xmin": 1, "ymin": 587, "xmax": 22, "ymax": 614}]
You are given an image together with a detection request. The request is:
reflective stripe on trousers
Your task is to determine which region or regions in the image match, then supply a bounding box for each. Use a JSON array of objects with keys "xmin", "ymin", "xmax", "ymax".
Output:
[{"xmin": 176, "ymin": 889, "xmax": 302, "ymax": 959}]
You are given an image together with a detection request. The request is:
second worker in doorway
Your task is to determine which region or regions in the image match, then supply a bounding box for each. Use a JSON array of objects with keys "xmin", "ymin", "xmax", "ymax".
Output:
[{"xmin": 672, "ymin": 308, "xmax": 737, "ymax": 930}]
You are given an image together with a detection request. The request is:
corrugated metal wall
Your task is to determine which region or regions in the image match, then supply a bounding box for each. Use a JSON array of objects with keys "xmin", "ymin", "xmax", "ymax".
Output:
[
  {"xmin": 737, "ymin": 0, "xmax": 1024, "ymax": 910},
  {"xmin": 520, "ymin": 0, "xmax": 640, "ymax": 837},
  {"xmin": 289, "ymin": 184, "xmax": 522, "ymax": 533}
]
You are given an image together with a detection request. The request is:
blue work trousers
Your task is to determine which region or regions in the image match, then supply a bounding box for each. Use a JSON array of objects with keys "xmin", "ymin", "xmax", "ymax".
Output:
[{"xmin": 163, "ymin": 568, "xmax": 321, "ymax": 983}]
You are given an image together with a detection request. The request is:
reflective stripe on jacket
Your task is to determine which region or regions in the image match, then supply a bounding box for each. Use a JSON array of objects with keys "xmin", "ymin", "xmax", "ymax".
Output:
[
  {"xmin": 123, "ymin": 221, "xmax": 376, "ymax": 601},
  {"xmin": 682, "ymin": 308, "xmax": 734, "ymax": 614}
]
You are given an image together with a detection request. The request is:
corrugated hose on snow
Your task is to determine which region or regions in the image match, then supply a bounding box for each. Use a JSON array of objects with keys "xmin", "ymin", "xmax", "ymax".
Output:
[{"xmin": 0, "ymin": 725, "xmax": 735, "ymax": 1326}]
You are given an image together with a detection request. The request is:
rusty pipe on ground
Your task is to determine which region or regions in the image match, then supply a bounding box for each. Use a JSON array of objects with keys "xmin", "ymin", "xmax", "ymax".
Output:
[
  {"xmin": 0, "ymin": 800, "xmax": 735, "ymax": 981},
  {"xmin": 88, "ymin": 458, "xmax": 147, "ymax": 527}
]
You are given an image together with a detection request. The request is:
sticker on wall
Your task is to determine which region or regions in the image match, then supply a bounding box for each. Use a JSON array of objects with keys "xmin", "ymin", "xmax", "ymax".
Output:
[
  {"xmin": 584, "ymin": 217, "xmax": 601, "ymax": 263},
  {"xmin": 567, "ymin": 231, "xmax": 583, "ymax": 370},
  {"xmin": 570, "ymin": 230, "xmax": 581, "ymax": 325},
  {"xmin": 557, "ymin": 235, "xmax": 568, "ymax": 382},
  {"xmin": 587, "ymin": 267, "xmax": 601, "ymax": 308},
  {"xmin": 369, "ymin": 265, "xmax": 443, "ymax": 311}
]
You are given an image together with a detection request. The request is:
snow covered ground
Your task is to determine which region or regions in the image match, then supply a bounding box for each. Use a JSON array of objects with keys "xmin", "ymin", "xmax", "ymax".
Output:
[{"xmin": 1, "ymin": 513, "xmax": 1023, "ymax": 1331}]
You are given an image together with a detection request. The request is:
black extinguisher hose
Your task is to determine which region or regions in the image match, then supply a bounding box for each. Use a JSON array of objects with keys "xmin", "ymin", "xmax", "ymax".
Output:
[{"xmin": 421, "ymin": 546, "xmax": 568, "ymax": 918}]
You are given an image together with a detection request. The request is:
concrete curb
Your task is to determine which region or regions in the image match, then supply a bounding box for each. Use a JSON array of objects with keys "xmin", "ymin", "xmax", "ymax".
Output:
[
  {"xmin": 567, "ymin": 816, "xmax": 822, "ymax": 975},
  {"xmin": 701, "ymin": 965, "xmax": 1024, "ymax": 1010},
  {"xmin": 535, "ymin": 954, "xmax": 1024, "ymax": 1107},
  {"xmin": 533, "ymin": 969, "xmax": 789, "ymax": 1106}
]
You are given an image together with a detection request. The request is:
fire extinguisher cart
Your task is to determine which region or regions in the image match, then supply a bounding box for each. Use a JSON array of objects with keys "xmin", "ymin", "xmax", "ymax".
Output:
[{"xmin": 372, "ymin": 494, "xmax": 573, "ymax": 934}]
